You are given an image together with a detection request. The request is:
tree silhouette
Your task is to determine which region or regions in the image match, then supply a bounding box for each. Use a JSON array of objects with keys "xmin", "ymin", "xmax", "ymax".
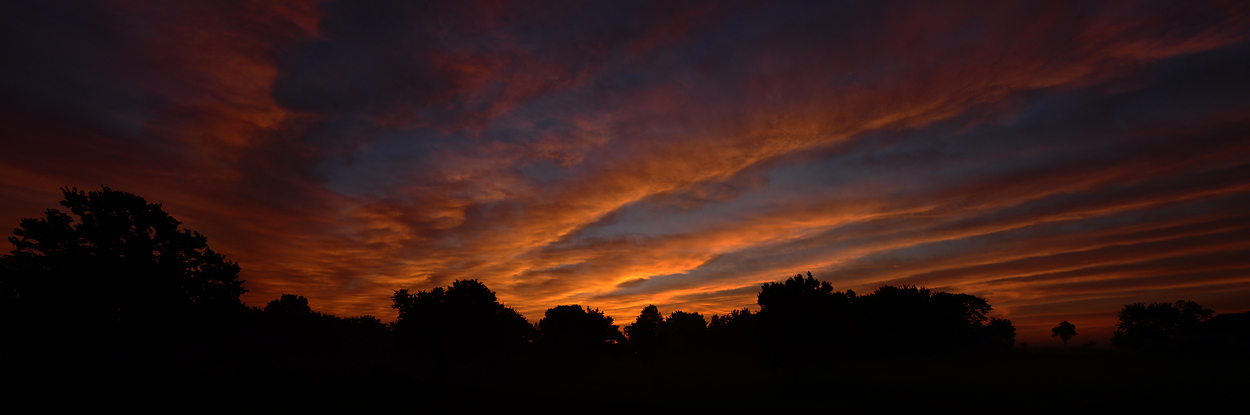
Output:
[
  {"xmin": 983, "ymin": 317, "xmax": 1017, "ymax": 352},
  {"xmin": 1051, "ymin": 321, "xmax": 1077, "ymax": 348},
  {"xmin": 1192, "ymin": 311, "xmax": 1250, "ymax": 354},
  {"xmin": 390, "ymin": 279, "xmax": 535, "ymax": 354},
  {"xmin": 624, "ymin": 304, "xmax": 664, "ymax": 353},
  {"xmin": 747, "ymin": 272, "xmax": 1015, "ymax": 355},
  {"xmin": 266, "ymin": 294, "xmax": 313, "ymax": 316},
  {"xmin": 0, "ymin": 186, "xmax": 245, "ymax": 346},
  {"xmin": 756, "ymin": 272, "xmax": 853, "ymax": 349},
  {"xmin": 853, "ymin": 285, "xmax": 999, "ymax": 354},
  {"xmin": 660, "ymin": 310, "xmax": 708, "ymax": 353},
  {"xmin": 1112, "ymin": 300, "xmax": 1213, "ymax": 351},
  {"xmin": 537, "ymin": 304, "xmax": 626, "ymax": 353},
  {"xmin": 708, "ymin": 307, "xmax": 758, "ymax": 351}
]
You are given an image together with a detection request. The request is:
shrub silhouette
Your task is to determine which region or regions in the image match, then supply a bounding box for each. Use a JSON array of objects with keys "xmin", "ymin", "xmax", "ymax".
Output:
[{"xmin": 0, "ymin": 186, "xmax": 245, "ymax": 347}]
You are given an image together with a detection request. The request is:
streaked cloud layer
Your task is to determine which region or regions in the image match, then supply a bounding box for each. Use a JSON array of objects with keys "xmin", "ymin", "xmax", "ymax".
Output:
[{"xmin": 3, "ymin": 0, "xmax": 1249, "ymax": 344}]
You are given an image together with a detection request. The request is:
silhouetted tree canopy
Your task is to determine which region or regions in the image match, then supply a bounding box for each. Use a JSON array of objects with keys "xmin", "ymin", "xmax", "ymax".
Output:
[
  {"xmin": 1052, "ymin": 321, "xmax": 1077, "ymax": 347},
  {"xmin": 537, "ymin": 304, "xmax": 626, "ymax": 353},
  {"xmin": 708, "ymin": 308, "xmax": 759, "ymax": 351},
  {"xmin": 391, "ymin": 279, "xmax": 535, "ymax": 354},
  {"xmin": 624, "ymin": 306, "xmax": 709, "ymax": 354},
  {"xmin": 658, "ymin": 310, "xmax": 708, "ymax": 353},
  {"xmin": 266, "ymin": 294, "xmax": 313, "ymax": 316},
  {"xmin": 757, "ymin": 272, "xmax": 854, "ymax": 349},
  {"xmin": 1192, "ymin": 311, "xmax": 1250, "ymax": 353},
  {"xmin": 757, "ymin": 271, "xmax": 855, "ymax": 313},
  {"xmin": 0, "ymin": 186, "xmax": 245, "ymax": 345},
  {"xmin": 749, "ymin": 272, "xmax": 1014, "ymax": 355},
  {"xmin": 1112, "ymin": 300, "xmax": 1213, "ymax": 351},
  {"xmin": 624, "ymin": 304, "xmax": 664, "ymax": 353},
  {"xmin": 983, "ymin": 317, "xmax": 1017, "ymax": 351},
  {"xmin": 854, "ymin": 285, "xmax": 1010, "ymax": 354}
]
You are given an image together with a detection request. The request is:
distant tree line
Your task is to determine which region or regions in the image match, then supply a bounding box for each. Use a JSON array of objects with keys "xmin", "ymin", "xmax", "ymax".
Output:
[
  {"xmin": 625, "ymin": 272, "xmax": 1018, "ymax": 357},
  {"xmin": 1, "ymin": 187, "xmax": 1248, "ymax": 363}
]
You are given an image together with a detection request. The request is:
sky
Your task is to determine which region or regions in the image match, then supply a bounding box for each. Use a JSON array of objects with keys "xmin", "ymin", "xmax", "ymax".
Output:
[{"xmin": 2, "ymin": 0, "xmax": 1249, "ymax": 346}]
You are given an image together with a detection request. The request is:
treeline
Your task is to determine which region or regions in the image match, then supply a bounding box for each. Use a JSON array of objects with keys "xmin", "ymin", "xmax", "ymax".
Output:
[
  {"xmin": 387, "ymin": 273, "xmax": 1014, "ymax": 359},
  {"xmin": 234, "ymin": 274, "xmax": 1250, "ymax": 361},
  {"xmin": 1112, "ymin": 300, "xmax": 1250, "ymax": 353},
  {"xmin": 259, "ymin": 272, "xmax": 1250, "ymax": 359}
]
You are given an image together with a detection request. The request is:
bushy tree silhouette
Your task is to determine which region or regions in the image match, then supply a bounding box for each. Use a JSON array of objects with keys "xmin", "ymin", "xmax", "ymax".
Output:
[
  {"xmin": 756, "ymin": 272, "xmax": 853, "ymax": 349},
  {"xmin": 1112, "ymin": 300, "xmax": 1212, "ymax": 351},
  {"xmin": 854, "ymin": 285, "xmax": 1008, "ymax": 354},
  {"xmin": 1051, "ymin": 321, "xmax": 1077, "ymax": 347},
  {"xmin": 749, "ymin": 272, "xmax": 1013, "ymax": 355},
  {"xmin": 0, "ymin": 186, "xmax": 245, "ymax": 346},
  {"xmin": 537, "ymin": 304, "xmax": 625, "ymax": 353},
  {"xmin": 660, "ymin": 310, "xmax": 708, "ymax": 353},
  {"xmin": 708, "ymin": 308, "xmax": 759, "ymax": 351},
  {"xmin": 1192, "ymin": 311, "xmax": 1250, "ymax": 353},
  {"xmin": 623, "ymin": 306, "xmax": 709, "ymax": 354},
  {"xmin": 391, "ymin": 279, "xmax": 534, "ymax": 354},
  {"xmin": 624, "ymin": 304, "xmax": 664, "ymax": 353},
  {"xmin": 983, "ymin": 317, "xmax": 1017, "ymax": 351},
  {"xmin": 266, "ymin": 294, "xmax": 313, "ymax": 316}
]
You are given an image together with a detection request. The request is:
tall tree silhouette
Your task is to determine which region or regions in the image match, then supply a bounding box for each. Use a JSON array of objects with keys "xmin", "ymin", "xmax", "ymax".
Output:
[
  {"xmin": 0, "ymin": 186, "xmax": 245, "ymax": 346},
  {"xmin": 391, "ymin": 279, "xmax": 535, "ymax": 354},
  {"xmin": 1051, "ymin": 321, "xmax": 1077, "ymax": 348},
  {"xmin": 624, "ymin": 304, "xmax": 664, "ymax": 353}
]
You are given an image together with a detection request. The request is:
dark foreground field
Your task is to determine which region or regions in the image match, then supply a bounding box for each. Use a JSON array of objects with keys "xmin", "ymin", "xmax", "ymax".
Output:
[{"xmin": 5, "ymin": 346, "xmax": 1246, "ymax": 413}]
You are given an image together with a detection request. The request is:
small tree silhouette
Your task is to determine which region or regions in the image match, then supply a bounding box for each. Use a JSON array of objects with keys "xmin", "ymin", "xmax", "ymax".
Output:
[{"xmin": 1051, "ymin": 321, "xmax": 1077, "ymax": 348}]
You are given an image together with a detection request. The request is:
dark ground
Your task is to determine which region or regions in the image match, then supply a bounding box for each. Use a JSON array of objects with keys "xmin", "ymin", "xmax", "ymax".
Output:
[{"xmin": 4, "ymin": 345, "xmax": 1246, "ymax": 413}]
